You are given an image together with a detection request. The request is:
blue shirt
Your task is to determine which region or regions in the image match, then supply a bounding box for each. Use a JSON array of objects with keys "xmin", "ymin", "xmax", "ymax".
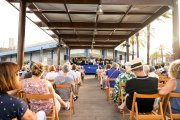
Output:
[
  {"xmin": 0, "ymin": 93, "xmax": 28, "ymax": 120},
  {"xmin": 170, "ymin": 80, "xmax": 180, "ymax": 113},
  {"xmin": 105, "ymin": 68, "xmax": 121, "ymax": 87}
]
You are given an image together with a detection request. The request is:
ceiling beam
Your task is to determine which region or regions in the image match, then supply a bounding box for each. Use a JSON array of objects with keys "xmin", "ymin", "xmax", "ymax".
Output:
[
  {"xmin": 27, "ymin": 10, "xmax": 154, "ymax": 15},
  {"xmin": 47, "ymin": 22, "xmax": 142, "ymax": 28},
  {"xmin": 8, "ymin": 0, "xmax": 172, "ymax": 5},
  {"xmin": 28, "ymin": 4, "xmax": 60, "ymax": 38},
  {"xmin": 102, "ymin": 0, "xmax": 172, "ymax": 6},
  {"xmin": 128, "ymin": 6, "xmax": 170, "ymax": 38},
  {"xmin": 65, "ymin": 41, "xmax": 121, "ymax": 45},
  {"xmin": 69, "ymin": 46, "xmax": 115, "ymax": 49},
  {"xmin": 61, "ymin": 34, "xmax": 128, "ymax": 39},
  {"xmin": 7, "ymin": 0, "xmax": 99, "ymax": 4}
]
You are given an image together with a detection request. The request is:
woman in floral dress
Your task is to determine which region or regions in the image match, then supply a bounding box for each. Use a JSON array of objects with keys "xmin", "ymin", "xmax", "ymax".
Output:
[{"xmin": 114, "ymin": 62, "xmax": 136, "ymax": 107}]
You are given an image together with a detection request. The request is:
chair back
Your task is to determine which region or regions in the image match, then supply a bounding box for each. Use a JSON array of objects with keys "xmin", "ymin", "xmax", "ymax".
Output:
[
  {"xmin": 163, "ymin": 92, "xmax": 180, "ymax": 120},
  {"xmin": 130, "ymin": 92, "xmax": 164, "ymax": 120},
  {"xmin": 23, "ymin": 93, "xmax": 59, "ymax": 120},
  {"xmin": 118, "ymin": 83, "xmax": 126, "ymax": 105},
  {"xmin": 106, "ymin": 78, "xmax": 116, "ymax": 103},
  {"xmin": 54, "ymin": 84, "xmax": 75, "ymax": 117}
]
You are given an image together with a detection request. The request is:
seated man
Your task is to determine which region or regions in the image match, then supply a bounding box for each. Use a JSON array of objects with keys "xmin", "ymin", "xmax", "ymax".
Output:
[{"xmin": 125, "ymin": 58, "xmax": 158, "ymax": 113}]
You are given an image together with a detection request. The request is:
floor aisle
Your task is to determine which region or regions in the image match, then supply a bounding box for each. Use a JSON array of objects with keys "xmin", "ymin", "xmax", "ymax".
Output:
[{"xmin": 71, "ymin": 75, "xmax": 123, "ymax": 120}]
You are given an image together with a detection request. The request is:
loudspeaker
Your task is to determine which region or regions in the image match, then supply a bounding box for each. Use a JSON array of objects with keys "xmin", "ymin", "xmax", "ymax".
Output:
[{"xmin": 119, "ymin": 55, "xmax": 122, "ymax": 60}]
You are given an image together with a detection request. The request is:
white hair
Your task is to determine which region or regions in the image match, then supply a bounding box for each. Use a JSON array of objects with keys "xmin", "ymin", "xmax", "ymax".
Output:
[{"xmin": 143, "ymin": 65, "xmax": 150, "ymax": 74}]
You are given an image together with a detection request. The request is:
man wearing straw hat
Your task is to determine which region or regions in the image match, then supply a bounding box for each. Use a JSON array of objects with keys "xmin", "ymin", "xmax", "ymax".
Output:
[{"xmin": 125, "ymin": 58, "xmax": 158, "ymax": 113}]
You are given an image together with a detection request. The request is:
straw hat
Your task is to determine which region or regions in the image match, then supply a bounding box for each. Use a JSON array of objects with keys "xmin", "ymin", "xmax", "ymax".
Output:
[
  {"xmin": 129, "ymin": 58, "xmax": 143, "ymax": 70},
  {"xmin": 124, "ymin": 62, "xmax": 132, "ymax": 72}
]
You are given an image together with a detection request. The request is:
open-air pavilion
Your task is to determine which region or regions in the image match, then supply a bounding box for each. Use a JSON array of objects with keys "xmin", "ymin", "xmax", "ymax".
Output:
[
  {"xmin": 2, "ymin": 1, "xmax": 180, "ymax": 120},
  {"xmin": 6, "ymin": 0, "xmax": 180, "ymax": 68}
]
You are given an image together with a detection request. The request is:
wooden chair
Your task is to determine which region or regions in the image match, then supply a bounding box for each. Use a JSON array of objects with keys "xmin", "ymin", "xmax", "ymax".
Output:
[
  {"xmin": 23, "ymin": 93, "xmax": 59, "ymax": 120},
  {"xmin": 118, "ymin": 83, "xmax": 126, "ymax": 105},
  {"xmin": 158, "ymin": 75, "xmax": 169, "ymax": 84},
  {"xmin": 130, "ymin": 92, "xmax": 164, "ymax": 120},
  {"xmin": 48, "ymin": 79, "xmax": 54, "ymax": 84},
  {"xmin": 106, "ymin": 78, "xmax": 116, "ymax": 103},
  {"xmin": 54, "ymin": 84, "xmax": 75, "ymax": 120},
  {"xmin": 7, "ymin": 89, "xmax": 23, "ymax": 98},
  {"xmin": 163, "ymin": 92, "xmax": 180, "ymax": 120},
  {"xmin": 117, "ymin": 83, "xmax": 129, "ymax": 119}
]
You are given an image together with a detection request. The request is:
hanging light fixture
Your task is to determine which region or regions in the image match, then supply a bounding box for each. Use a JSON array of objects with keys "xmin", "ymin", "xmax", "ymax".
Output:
[
  {"xmin": 97, "ymin": 5, "xmax": 103, "ymax": 15},
  {"xmin": 91, "ymin": 44, "xmax": 94, "ymax": 49},
  {"xmin": 92, "ymin": 38, "xmax": 95, "ymax": 44},
  {"xmin": 93, "ymin": 29, "xmax": 98, "ymax": 35}
]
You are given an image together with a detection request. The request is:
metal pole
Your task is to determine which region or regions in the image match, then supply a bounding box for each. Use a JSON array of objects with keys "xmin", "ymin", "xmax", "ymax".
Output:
[
  {"xmin": 126, "ymin": 39, "xmax": 129, "ymax": 62},
  {"xmin": 173, "ymin": 0, "xmax": 180, "ymax": 59},
  {"xmin": 136, "ymin": 33, "xmax": 139, "ymax": 58},
  {"xmin": 57, "ymin": 46, "xmax": 60, "ymax": 65},
  {"xmin": 17, "ymin": 0, "xmax": 26, "ymax": 68}
]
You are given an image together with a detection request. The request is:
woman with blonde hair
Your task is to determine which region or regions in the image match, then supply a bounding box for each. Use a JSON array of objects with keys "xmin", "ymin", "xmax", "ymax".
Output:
[
  {"xmin": 0, "ymin": 62, "xmax": 40, "ymax": 120},
  {"xmin": 45, "ymin": 65, "xmax": 58, "ymax": 82},
  {"xmin": 22, "ymin": 62, "xmax": 70, "ymax": 115},
  {"xmin": 159, "ymin": 59, "xmax": 180, "ymax": 113}
]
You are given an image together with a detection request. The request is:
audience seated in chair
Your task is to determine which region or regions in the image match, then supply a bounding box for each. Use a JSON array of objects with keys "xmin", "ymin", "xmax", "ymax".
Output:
[
  {"xmin": 125, "ymin": 58, "xmax": 158, "ymax": 113},
  {"xmin": 0, "ymin": 62, "xmax": 44, "ymax": 120},
  {"xmin": 54, "ymin": 63, "xmax": 77, "ymax": 101},
  {"xmin": 114, "ymin": 62, "xmax": 136, "ymax": 110},
  {"xmin": 159, "ymin": 59, "xmax": 180, "ymax": 114},
  {"xmin": 21, "ymin": 62, "xmax": 70, "ymax": 115}
]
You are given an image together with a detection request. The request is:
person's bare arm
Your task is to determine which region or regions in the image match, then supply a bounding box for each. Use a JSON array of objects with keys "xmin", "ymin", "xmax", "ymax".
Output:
[
  {"xmin": 21, "ymin": 109, "xmax": 37, "ymax": 120},
  {"xmin": 159, "ymin": 79, "xmax": 176, "ymax": 95}
]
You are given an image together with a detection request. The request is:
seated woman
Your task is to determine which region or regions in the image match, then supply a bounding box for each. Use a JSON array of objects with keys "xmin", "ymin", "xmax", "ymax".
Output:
[
  {"xmin": 45, "ymin": 65, "xmax": 58, "ymax": 82},
  {"xmin": 21, "ymin": 62, "xmax": 70, "ymax": 114},
  {"xmin": 54, "ymin": 63, "xmax": 77, "ymax": 101},
  {"xmin": 159, "ymin": 59, "xmax": 180, "ymax": 113},
  {"xmin": 114, "ymin": 62, "xmax": 136, "ymax": 109},
  {"xmin": 0, "ymin": 62, "xmax": 39, "ymax": 120}
]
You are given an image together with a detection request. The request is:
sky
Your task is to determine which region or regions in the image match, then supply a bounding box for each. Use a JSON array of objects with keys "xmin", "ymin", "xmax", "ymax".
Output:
[
  {"xmin": 0, "ymin": 1, "xmax": 177, "ymax": 62},
  {"xmin": 0, "ymin": 1, "xmax": 53, "ymax": 48}
]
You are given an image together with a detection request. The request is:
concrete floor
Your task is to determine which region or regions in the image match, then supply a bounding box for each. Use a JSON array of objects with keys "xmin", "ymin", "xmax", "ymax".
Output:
[{"xmin": 60, "ymin": 75, "xmax": 129, "ymax": 120}]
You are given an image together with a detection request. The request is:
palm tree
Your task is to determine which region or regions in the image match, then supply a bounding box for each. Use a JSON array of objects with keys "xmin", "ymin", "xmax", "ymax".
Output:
[
  {"xmin": 130, "ymin": 35, "xmax": 135, "ymax": 60},
  {"xmin": 127, "ymin": 33, "xmax": 146, "ymax": 60},
  {"xmin": 150, "ymin": 51, "xmax": 160, "ymax": 65},
  {"xmin": 147, "ymin": 24, "xmax": 151, "ymax": 65},
  {"xmin": 146, "ymin": 11, "xmax": 171, "ymax": 65}
]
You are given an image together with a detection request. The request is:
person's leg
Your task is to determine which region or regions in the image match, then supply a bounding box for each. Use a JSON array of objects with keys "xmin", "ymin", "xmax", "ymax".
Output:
[
  {"xmin": 36, "ymin": 111, "xmax": 46, "ymax": 120},
  {"xmin": 55, "ymin": 93, "xmax": 70, "ymax": 110}
]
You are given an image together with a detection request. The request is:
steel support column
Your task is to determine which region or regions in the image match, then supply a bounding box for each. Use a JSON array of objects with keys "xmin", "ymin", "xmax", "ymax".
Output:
[
  {"xmin": 136, "ymin": 33, "xmax": 139, "ymax": 58},
  {"xmin": 85, "ymin": 49, "xmax": 88, "ymax": 58},
  {"xmin": 66, "ymin": 48, "xmax": 69, "ymax": 62},
  {"xmin": 57, "ymin": 47, "xmax": 60, "ymax": 65},
  {"xmin": 173, "ymin": 0, "xmax": 180, "ymax": 59},
  {"xmin": 51, "ymin": 50, "xmax": 54, "ymax": 65},
  {"xmin": 126, "ymin": 39, "xmax": 130, "ymax": 62},
  {"xmin": 17, "ymin": 0, "xmax": 26, "ymax": 68}
]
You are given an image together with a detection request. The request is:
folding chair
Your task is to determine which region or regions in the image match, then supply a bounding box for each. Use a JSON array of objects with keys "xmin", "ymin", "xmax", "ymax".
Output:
[
  {"xmin": 163, "ymin": 92, "xmax": 180, "ymax": 120},
  {"xmin": 118, "ymin": 82, "xmax": 126, "ymax": 105},
  {"xmin": 23, "ymin": 93, "xmax": 59, "ymax": 120},
  {"xmin": 7, "ymin": 89, "xmax": 23, "ymax": 98},
  {"xmin": 158, "ymin": 75, "xmax": 169, "ymax": 84},
  {"xmin": 130, "ymin": 92, "xmax": 164, "ymax": 120},
  {"xmin": 54, "ymin": 84, "xmax": 75, "ymax": 120},
  {"xmin": 48, "ymin": 79, "xmax": 54, "ymax": 84},
  {"xmin": 106, "ymin": 78, "xmax": 116, "ymax": 103}
]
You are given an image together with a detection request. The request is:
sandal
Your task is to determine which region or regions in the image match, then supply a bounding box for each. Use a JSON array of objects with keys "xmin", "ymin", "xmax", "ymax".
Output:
[
  {"xmin": 73, "ymin": 96, "xmax": 78, "ymax": 101},
  {"xmin": 65, "ymin": 102, "xmax": 70, "ymax": 110}
]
